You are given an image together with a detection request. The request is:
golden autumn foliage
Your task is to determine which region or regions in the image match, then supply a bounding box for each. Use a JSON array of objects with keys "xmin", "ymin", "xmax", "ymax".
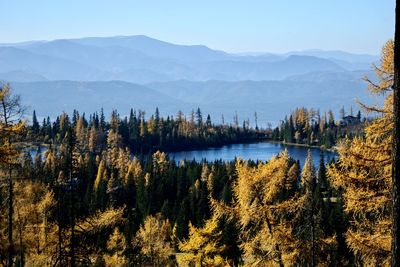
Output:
[
  {"xmin": 94, "ymin": 159, "xmax": 106, "ymax": 191},
  {"xmin": 135, "ymin": 214, "xmax": 173, "ymax": 266},
  {"xmin": 0, "ymin": 83, "xmax": 25, "ymax": 165},
  {"xmin": 212, "ymin": 149, "xmax": 338, "ymax": 266},
  {"xmin": 328, "ymin": 40, "xmax": 393, "ymax": 266},
  {"xmin": 13, "ymin": 181, "xmax": 58, "ymax": 267},
  {"xmin": 213, "ymin": 151, "xmax": 301, "ymax": 266},
  {"xmin": 104, "ymin": 228, "xmax": 128, "ymax": 267},
  {"xmin": 76, "ymin": 207, "xmax": 125, "ymax": 235},
  {"xmin": 179, "ymin": 215, "xmax": 227, "ymax": 267}
]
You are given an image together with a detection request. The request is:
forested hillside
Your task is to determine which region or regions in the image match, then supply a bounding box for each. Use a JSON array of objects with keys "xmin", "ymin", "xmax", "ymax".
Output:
[
  {"xmin": 0, "ymin": 85, "xmax": 345, "ymax": 266},
  {"xmin": 272, "ymin": 106, "xmax": 365, "ymax": 148},
  {"xmin": 0, "ymin": 40, "xmax": 394, "ymax": 266}
]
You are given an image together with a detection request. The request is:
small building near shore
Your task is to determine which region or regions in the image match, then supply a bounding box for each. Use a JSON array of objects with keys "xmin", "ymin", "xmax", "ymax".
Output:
[{"xmin": 340, "ymin": 115, "xmax": 360, "ymax": 126}]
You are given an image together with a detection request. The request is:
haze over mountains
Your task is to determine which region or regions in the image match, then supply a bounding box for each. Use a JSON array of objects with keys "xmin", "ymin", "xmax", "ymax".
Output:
[{"xmin": 0, "ymin": 35, "xmax": 380, "ymax": 125}]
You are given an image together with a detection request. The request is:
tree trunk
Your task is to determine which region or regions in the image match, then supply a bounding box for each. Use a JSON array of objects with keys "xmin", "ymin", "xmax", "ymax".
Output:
[
  {"xmin": 2, "ymin": 94, "xmax": 13, "ymax": 267},
  {"xmin": 311, "ymin": 196, "xmax": 315, "ymax": 267},
  {"xmin": 70, "ymin": 171, "xmax": 75, "ymax": 267},
  {"xmin": 8, "ymin": 166, "xmax": 13, "ymax": 267},
  {"xmin": 393, "ymin": 1, "xmax": 400, "ymax": 266},
  {"xmin": 265, "ymin": 215, "xmax": 284, "ymax": 267}
]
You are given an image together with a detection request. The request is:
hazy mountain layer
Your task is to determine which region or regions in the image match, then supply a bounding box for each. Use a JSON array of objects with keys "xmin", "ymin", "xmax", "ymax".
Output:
[
  {"xmin": 0, "ymin": 35, "xmax": 378, "ymax": 83},
  {"xmin": 0, "ymin": 35, "xmax": 381, "ymax": 125}
]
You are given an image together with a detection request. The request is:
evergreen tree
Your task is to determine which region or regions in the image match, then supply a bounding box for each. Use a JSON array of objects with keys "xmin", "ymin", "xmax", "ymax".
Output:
[{"xmin": 32, "ymin": 110, "xmax": 40, "ymax": 136}]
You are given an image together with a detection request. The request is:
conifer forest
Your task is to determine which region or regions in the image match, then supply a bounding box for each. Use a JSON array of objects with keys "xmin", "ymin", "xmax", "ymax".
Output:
[{"xmin": 0, "ymin": 1, "xmax": 399, "ymax": 267}]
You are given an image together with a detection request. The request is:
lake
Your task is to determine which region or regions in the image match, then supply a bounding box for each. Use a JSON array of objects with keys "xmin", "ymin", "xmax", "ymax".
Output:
[
  {"xmin": 28, "ymin": 141, "xmax": 337, "ymax": 169},
  {"xmin": 168, "ymin": 141, "xmax": 336, "ymax": 169}
]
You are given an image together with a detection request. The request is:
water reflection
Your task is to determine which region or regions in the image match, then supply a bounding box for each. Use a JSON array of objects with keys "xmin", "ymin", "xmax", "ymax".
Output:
[
  {"xmin": 168, "ymin": 142, "xmax": 336, "ymax": 168},
  {"xmin": 28, "ymin": 141, "xmax": 337, "ymax": 169}
]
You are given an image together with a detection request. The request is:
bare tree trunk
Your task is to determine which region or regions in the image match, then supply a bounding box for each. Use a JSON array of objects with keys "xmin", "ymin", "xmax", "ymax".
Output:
[
  {"xmin": 393, "ymin": 1, "xmax": 400, "ymax": 266},
  {"xmin": 8, "ymin": 166, "xmax": 13, "ymax": 267},
  {"xmin": 57, "ymin": 205, "xmax": 63, "ymax": 266},
  {"xmin": 265, "ymin": 215, "xmax": 284, "ymax": 267},
  {"xmin": 70, "ymin": 171, "xmax": 75, "ymax": 267},
  {"xmin": 0, "ymin": 84, "xmax": 24, "ymax": 267},
  {"xmin": 311, "ymin": 197, "xmax": 315, "ymax": 267},
  {"xmin": 18, "ymin": 213, "xmax": 24, "ymax": 267},
  {"xmin": 3, "ymin": 99, "xmax": 13, "ymax": 267}
]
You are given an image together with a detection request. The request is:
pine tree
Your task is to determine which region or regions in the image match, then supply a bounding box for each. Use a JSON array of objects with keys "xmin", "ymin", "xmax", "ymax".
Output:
[
  {"xmin": 297, "ymin": 151, "xmax": 323, "ymax": 266},
  {"xmin": 318, "ymin": 151, "xmax": 328, "ymax": 193},
  {"xmin": 32, "ymin": 110, "xmax": 40, "ymax": 136},
  {"xmin": 339, "ymin": 106, "xmax": 345, "ymax": 119},
  {"xmin": 195, "ymin": 107, "xmax": 203, "ymax": 126}
]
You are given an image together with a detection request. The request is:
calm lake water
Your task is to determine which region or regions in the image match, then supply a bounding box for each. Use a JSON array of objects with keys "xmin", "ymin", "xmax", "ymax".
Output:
[
  {"xmin": 168, "ymin": 142, "xmax": 336, "ymax": 168},
  {"xmin": 28, "ymin": 142, "xmax": 336, "ymax": 169}
]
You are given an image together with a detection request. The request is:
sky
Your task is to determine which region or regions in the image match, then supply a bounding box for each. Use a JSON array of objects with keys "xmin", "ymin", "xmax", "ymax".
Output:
[{"xmin": 0, "ymin": 0, "xmax": 395, "ymax": 54}]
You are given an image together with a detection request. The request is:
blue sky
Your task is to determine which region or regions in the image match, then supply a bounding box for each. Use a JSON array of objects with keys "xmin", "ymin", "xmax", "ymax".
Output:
[{"xmin": 0, "ymin": 0, "xmax": 394, "ymax": 54}]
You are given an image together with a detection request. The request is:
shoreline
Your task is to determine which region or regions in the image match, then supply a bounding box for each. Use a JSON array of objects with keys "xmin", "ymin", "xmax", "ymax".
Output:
[
  {"xmin": 20, "ymin": 138, "xmax": 337, "ymax": 156},
  {"xmin": 267, "ymin": 140, "xmax": 336, "ymax": 152}
]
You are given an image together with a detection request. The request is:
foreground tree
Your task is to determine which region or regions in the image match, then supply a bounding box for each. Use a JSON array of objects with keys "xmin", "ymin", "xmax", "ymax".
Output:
[
  {"xmin": 179, "ymin": 215, "xmax": 226, "ymax": 266},
  {"xmin": 0, "ymin": 83, "xmax": 25, "ymax": 266},
  {"xmin": 393, "ymin": 1, "xmax": 400, "ymax": 265},
  {"xmin": 213, "ymin": 151, "xmax": 301, "ymax": 266},
  {"xmin": 329, "ymin": 40, "xmax": 394, "ymax": 266},
  {"xmin": 135, "ymin": 214, "xmax": 173, "ymax": 266},
  {"xmin": 104, "ymin": 228, "xmax": 128, "ymax": 267}
]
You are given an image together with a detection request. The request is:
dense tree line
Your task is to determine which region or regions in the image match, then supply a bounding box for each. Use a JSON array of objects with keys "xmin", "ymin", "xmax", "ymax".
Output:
[
  {"xmin": 272, "ymin": 106, "xmax": 365, "ymax": 149},
  {"xmin": 28, "ymin": 107, "xmax": 263, "ymax": 154},
  {"xmin": 2, "ymin": 102, "xmax": 243, "ymax": 265}
]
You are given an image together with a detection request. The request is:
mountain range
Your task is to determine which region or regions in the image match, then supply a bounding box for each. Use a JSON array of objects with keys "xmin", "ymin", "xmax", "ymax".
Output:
[{"xmin": 0, "ymin": 35, "xmax": 381, "ymax": 125}]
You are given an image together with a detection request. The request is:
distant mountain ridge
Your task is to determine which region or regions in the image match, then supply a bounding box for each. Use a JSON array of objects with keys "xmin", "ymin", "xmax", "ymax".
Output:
[
  {"xmin": 0, "ymin": 35, "xmax": 378, "ymax": 83},
  {"xmin": 0, "ymin": 35, "xmax": 381, "ymax": 125}
]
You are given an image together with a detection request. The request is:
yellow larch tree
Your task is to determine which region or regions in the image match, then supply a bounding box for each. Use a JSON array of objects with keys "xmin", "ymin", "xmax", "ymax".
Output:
[
  {"xmin": 213, "ymin": 150, "xmax": 302, "ymax": 266},
  {"xmin": 179, "ymin": 215, "xmax": 227, "ymax": 267},
  {"xmin": 104, "ymin": 227, "xmax": 128, "ymax": 267},
  {"xmin": 13, "ymin": 181, "xmax": 57, "ymax": 266},
  {"xmin": 134, "ymin": 214, "xmax": 173, "ymax": 266},
  {"xmin": 328, "ymin": 40, "xmax": 393, "ymax": 266},
  {"xmin": 0, "ymin": 83, "xmax": 25, "ymax": 266}
]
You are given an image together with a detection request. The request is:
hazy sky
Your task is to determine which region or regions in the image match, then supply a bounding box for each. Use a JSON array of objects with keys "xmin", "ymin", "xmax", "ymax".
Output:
[{"xmin": 0, "ymin": 0, "xmax": 394, "ymax": 54}]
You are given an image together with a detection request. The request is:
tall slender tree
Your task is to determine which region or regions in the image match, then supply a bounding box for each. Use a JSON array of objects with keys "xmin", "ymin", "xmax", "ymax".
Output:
[
  {"xmin": 393, "ymin": 1, "xmax": 400, "ymax": 265},
  {"xmin": 329, "ymin": 40, "xmax": 394, "ymax": 266},
  {"xmin": 0, "ymin": 84, "xmax": 25, "ymax": 267}
]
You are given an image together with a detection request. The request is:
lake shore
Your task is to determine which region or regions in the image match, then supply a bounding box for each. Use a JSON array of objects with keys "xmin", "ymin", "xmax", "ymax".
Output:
[{"xmin": 267, "ymin": 140, "xmax": 336, "ymax": 153}]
